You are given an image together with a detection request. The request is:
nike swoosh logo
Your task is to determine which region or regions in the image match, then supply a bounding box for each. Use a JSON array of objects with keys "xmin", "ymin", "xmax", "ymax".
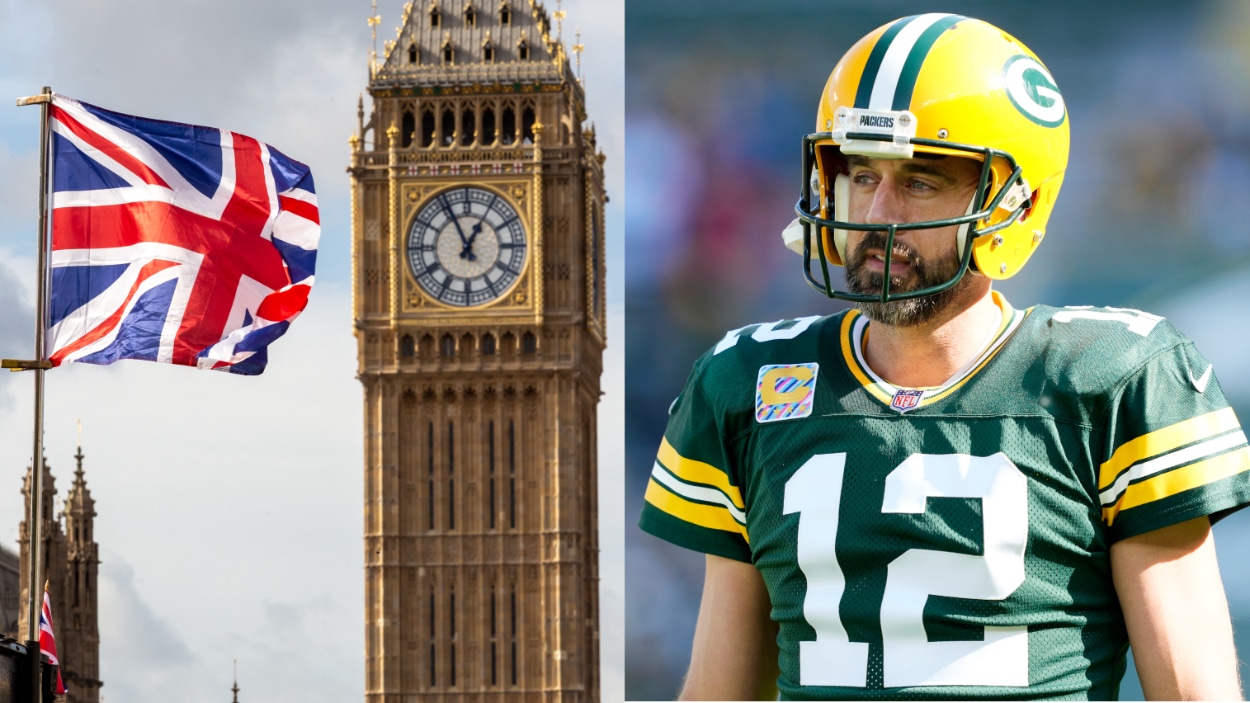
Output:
[{"xmin": 1189, "ymin": 363, "xmax": 1213, "ymax": 394}]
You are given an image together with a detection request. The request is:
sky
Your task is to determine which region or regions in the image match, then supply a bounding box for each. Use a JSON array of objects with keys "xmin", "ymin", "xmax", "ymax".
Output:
[{"xmin": 0, "ymin": 1, "xmax": 624, "ymax": 701}]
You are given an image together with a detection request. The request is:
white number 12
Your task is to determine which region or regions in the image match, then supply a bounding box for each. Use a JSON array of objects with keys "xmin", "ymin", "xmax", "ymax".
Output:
[{"xmin": 783, "ymin": 452, "xmax": 1029, "ymax": 688}]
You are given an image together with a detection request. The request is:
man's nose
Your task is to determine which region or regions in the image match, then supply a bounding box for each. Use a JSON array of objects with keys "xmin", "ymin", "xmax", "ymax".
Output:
[{"xmin": 863, "ymin": 177, "xmax": 906, "ymax": 225}]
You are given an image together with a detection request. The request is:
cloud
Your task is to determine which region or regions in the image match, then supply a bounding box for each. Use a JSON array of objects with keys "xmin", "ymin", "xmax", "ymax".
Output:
[
  {"xmin": 98, "ymin": 550, "xmax": 196, "ymax": 694},
  {"xmin": 0, "ymin": 258, "xmax": 33, "ymax": 413}
]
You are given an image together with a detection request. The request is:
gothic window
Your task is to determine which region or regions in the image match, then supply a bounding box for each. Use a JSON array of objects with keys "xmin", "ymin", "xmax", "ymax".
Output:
[
  {"xmin": 461, "ymin": 109, "xmax": 475, "ymax": 147},
  {"xmin": 428, "ymin": 422, "xmax": 435, "ymax": 476},
  {"xmin": 483, "ymin": 43, "xmax": 494, "ymax": 63},
  {"xmin": 460, "ymin": 332, "xmax": 474, "ymax": 357},
  {"xmin": 440, "ymin": 333, "xmax": 455, "ymax": 356},
  {"xmin": 421, "ymin": 110, "xmax": 436, "ymax": 147},
  {"xmin": 442, "ymin": 42, "xmax": 454, "ymax": 65},
  {"xmin": 401, "ymin": 333, "xmax": 415, "ymax": 358},
  {"xmin": 465, "ymin": 4, "xmax": 477, "ymax": 27},
  {"xmin": 408, "ymin": 43, "xmax": 419, "ymax": 64},
  {"xmin": 488, "ymin": 419, "xmax": 496, "ymax": 528},
  {"xmin": 401, "ymin": 110, "xmax": 415, "ymax": 148},
  {"xmin": 510, "ymin": 586, "xmax": 519, "ymax": 684},
  {"xmin": 430, "ymin": 4, "xmax": 441, "ymax": 28},
  {"xmin": 499, "ymin": 1, "xmax": 511, "ymax": 26},
  {"xmin": 517, "ymin": 39, "xmax": 529, "ymax": 61},
  {"xmin": 509, "ymin": 419, "xmax": 516, "ymax": 529},
  {"xmin": 501, "ymin": 107, "xmax": 516, "ymax": 146},
  {"xmin": 481, "ymin": 108, "xmax": 496, "ymax": 146},
  {"xmin": 448, "ymin": 422, "xmax": 455, "ymax": 530},
  {"xmin": 481, "ymin": 332, "xmax": 496, "ymax": 355},
  {"xmin": 488, "ymin": 420, "xmax": 496, "ymax": 476},
  {"xmin": 521, "ymin": 106, "xmax": 536, "ymax": 145},
  {"xmin": 429, "ymin": 590, "xmax": 437, "ymax": 685},
  {"xmin": 521, "ymin": 331, "xmax": 536, "ymax": 355},
  {"xmin": 428, "ymin": 422, "xmax": 436, "ymax": 531},
  {"xmin": 490, "ymin": 587, "xmax": 499, "ymax": 685},
  {"xmin": 442, "ymin": 109, "xmax": 456, "ymax": 147},
  {"xmin": 449, "ymin": 589, "xmax": 458, "ymax": 688},
  {"xmin": 500, "ymin": 331, "xmax": 516, "ymax": 356}
]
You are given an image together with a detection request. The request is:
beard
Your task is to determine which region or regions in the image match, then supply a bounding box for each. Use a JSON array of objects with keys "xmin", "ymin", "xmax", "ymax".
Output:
[{"xmin": 844, "ymin": 230, "xmax": 971, "ymax": 328}]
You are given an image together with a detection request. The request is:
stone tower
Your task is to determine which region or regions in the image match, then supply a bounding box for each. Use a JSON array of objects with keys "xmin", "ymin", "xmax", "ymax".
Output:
[
  {"xmin": 349, "ymin": 1, "xmax": 606, "ymax": 701},
  {"xmin": 18, "ymin": 444, "xmax": 102, "ymax": 703}
]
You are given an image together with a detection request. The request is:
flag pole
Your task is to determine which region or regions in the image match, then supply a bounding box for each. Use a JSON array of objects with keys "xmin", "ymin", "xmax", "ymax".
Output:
[{"xmin": 9, "ymin": 86, "xmax": 53, "ymax": 696}]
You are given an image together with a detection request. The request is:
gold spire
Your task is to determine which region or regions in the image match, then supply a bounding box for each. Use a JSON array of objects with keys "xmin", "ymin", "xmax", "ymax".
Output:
[
  {"xmin": 368, "ymin": 0, "xmax": 382, "ymax": 78},
  {"xmin": 572, "ymin": 28, "xmax": 583, "ymax": 83},
  {"xmin": 231, "ymin": 659, "xmax": 240, "ymax": 703},
  {"xmin": 553, "ymin": 0, "xmax": 566, "ymax": 39}
]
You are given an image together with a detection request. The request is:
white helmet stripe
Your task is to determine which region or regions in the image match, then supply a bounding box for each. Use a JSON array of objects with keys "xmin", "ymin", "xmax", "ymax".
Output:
[{"xmin": 868, "ymin": 14, "xmax": 952, "ymax": 110}]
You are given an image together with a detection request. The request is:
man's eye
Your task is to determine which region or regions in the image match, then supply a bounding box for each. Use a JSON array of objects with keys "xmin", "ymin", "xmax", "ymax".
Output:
[
  {"xmin": 851, "ymin": 173, "xmax": 875, "ymax": 185},
  {"xmin": 909, "ymin": 179, "xmax": 935, "ymax": 191}
]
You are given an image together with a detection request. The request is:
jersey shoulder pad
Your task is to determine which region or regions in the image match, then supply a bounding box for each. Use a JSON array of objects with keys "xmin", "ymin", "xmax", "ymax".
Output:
[{"xmin": 1024, "ymin": 304, "xmax": 1191, "ymax": 393}]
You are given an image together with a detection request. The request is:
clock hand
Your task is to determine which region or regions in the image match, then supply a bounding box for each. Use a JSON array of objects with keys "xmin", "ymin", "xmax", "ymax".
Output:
[
  {"xmin": 461, "ymin": 221, "xmax": 483, "ymax": 261},
  {"xmin": 440, "ymin": 199, "xmax": 472, "ymax": 250}
]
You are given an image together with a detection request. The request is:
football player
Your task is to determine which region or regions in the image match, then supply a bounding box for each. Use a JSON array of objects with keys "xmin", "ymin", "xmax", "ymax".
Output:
[{"xmin": 638, "ymin": 13, "xmax": 1249, "ymax": 701}]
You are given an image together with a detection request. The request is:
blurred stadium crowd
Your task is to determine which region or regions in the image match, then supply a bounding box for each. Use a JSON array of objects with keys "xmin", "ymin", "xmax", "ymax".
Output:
[{"xmin": 624, "ymin": 0, "xmax": 1250, "ymax": 699}]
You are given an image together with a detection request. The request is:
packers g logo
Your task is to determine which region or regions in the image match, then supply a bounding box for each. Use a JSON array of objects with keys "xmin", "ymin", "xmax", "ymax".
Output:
[{"xmin": 1003, "ymin": 55, "xmax": 1065, "ymax": 128}]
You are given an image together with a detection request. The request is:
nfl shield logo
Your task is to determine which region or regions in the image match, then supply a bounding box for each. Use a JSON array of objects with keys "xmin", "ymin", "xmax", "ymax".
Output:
[{"xmin": 890, "ymin": 389, "xmax": 925, "ymax": 414}]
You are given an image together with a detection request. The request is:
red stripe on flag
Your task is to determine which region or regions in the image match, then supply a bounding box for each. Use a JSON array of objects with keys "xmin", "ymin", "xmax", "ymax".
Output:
[
  {"xmin": 278, "ymin": 195, "xmax": 320, "ymax": 224},
  {"xmin": 255, "ymin": 284, "xmax": 311, "ymax": 322},
  {"xmin": 51, "ymin": 106, "xmax": 172, "ymax": 189}
]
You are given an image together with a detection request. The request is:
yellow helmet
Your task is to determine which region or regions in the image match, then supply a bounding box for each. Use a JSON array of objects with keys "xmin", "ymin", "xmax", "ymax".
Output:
[{"xmin": 788, "ymin": 13, "xmax": 1069, "ymax": 302}]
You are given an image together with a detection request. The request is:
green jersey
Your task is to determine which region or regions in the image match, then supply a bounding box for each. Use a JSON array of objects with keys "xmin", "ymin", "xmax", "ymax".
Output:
[{"xmin": 639, "ymin": 293, "xmax": 1250, "ymax": 700}]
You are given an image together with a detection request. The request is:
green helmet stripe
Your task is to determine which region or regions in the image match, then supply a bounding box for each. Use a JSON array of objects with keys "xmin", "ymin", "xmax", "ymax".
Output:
[
  {"xmin": 891, "ymin": 14, "xmax": 965, "ymax": 111},
  {"xmin": 852, "ymin": 14, "xmax": 966, "ymax": 112},
  {"xmin": 853, "ymin": 15, "xmax": 915, "ymax": 109}
]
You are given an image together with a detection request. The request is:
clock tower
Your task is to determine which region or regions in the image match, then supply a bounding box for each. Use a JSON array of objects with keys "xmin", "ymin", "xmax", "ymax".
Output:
[{"xmin": 349, "ymin": 2, "xmax": 606, "ymax": 702}]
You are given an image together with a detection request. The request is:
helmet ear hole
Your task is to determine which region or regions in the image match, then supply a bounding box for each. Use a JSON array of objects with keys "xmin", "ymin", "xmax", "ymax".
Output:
[{"xmin": 1018, "ymin": 195, "xmax": 1036, "ymax": 223}]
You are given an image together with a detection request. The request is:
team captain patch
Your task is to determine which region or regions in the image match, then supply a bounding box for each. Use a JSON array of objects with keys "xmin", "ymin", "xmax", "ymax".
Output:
[{"xmin": 756, "ymin": 363, "xmax": 819, "ymax": 423}]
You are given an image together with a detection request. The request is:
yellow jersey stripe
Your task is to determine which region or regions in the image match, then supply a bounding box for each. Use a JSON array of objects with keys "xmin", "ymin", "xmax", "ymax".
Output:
[
  {"xmin": 657, "ymin": 437, "xmax": 745, "ymax": 510},
  {"xmin": 651, "ymin": 462, "xmax": 747, "ymax": 524},
  {"xmin": 1103, "ymin": 445, "xmax": 1250, "ymax": 525},
  {"xmin": 1099, "ymin": 430, "xmax": 1247, "ymax": 506},
  {"xmin": 645, "ymin": 478, "xmax": 750, "ymax": 542},
  {"xmin": 1099, "ymin": 408, "xmax": 1241, "ymax": 490}
]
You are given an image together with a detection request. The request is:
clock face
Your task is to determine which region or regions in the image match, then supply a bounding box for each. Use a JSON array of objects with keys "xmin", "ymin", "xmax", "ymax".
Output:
[{"xmin": 407, "ymin": 186, "xmax": 528, "ymax": 307}]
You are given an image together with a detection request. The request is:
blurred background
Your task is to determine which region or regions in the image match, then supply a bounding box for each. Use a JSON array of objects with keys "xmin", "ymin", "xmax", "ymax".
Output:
[{"xmin": 624, "ymin": 0, "xmax": 1250, "ymax": 699}]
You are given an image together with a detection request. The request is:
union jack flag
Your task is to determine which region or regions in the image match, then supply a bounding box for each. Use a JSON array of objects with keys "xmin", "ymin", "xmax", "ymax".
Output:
[
  {"xmin": 46, "ymin": 94, "xmax": 319, "ymax": 375},
  {"xmin": 40, "ymin": 586, "xmax": 68, "ymax": 695}
]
